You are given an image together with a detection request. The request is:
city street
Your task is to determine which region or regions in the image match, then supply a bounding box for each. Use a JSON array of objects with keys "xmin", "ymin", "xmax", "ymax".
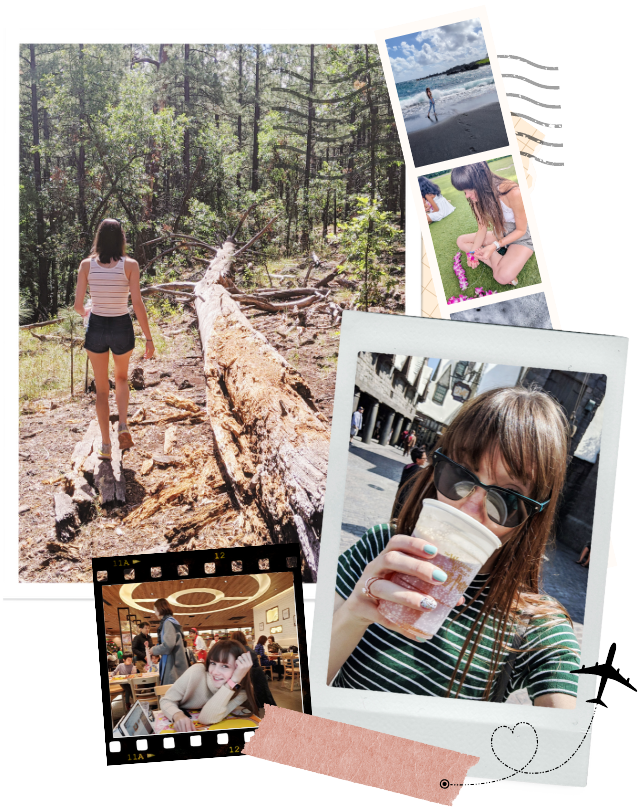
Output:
[{"xmin": 340, "ymin": 436, "xmax": 587, "ymax": 705}]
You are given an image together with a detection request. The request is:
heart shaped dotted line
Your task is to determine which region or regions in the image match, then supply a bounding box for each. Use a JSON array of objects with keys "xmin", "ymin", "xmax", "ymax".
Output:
[{"xmin": 443, "ymin": 705, "xmax": 597, "ymax": 788}]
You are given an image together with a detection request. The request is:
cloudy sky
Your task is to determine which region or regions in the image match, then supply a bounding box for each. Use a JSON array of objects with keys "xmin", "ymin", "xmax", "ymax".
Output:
[{"xmin": 385, "ymin": 19, "xmax": 487, "ymax": 84}]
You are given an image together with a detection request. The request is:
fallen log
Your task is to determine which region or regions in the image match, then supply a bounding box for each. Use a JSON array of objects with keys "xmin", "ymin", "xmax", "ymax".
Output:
[
  {"xmin": 164, "ymin": 497, "xmax": 229, "ymax": 544},
  {"xmin": 54, "ymin": 491, "xmax": 79, "ymax": 542},
  {"xmin": 232, "ymin": 292, "xmax": 327, "ymax": 313},
  {"xmin": 71, "ymin": 419, "xmax": 126, "ymax": 504},
  {"xmin": 123, "ymin": 444, "xmax": 228, "ymax": 527},
  {"xmin": 194, "ymin": 233, "xmax": 330, "ymax": 581},
  {"xmin": 164, "ymin": 393, "xmax": 201, "ymax": 413},
  {"xmin": 20, "ymin": 317, "xmax": 64, "ymax": 331}
]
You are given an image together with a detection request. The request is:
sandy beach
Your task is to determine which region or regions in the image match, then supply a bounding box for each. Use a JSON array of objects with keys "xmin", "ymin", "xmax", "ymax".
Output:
[{"xmin": 408, "ymin": 102, "xmax": 509, "ymax": 167}]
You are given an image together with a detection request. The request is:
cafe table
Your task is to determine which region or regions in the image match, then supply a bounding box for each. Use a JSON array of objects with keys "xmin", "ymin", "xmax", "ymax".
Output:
[{"xmin": 153, "ymin": 708, "xmax": 260, "ymax": 734}]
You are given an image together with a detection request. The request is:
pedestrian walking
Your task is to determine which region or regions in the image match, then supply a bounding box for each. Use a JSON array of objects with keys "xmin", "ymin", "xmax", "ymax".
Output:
[{"xmin": 350, "ymin": 406, "xmax": 364, "ymax": 444}]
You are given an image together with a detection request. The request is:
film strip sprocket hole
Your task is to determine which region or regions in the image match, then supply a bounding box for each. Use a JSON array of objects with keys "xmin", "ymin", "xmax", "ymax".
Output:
[{"xmin": 93, "ymin": 543, "xmax": 310, "ymax": 765}]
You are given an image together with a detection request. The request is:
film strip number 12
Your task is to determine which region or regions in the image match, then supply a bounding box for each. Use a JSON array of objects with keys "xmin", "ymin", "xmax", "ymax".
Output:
[{"xmin": 107, "ymin": 727, "xmax": 253, "ymax": 765}]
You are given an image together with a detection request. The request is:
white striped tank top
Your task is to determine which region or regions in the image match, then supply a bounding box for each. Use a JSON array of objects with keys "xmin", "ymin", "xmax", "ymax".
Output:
[{"xmin": 88, "ymin": 257, "xmax": 130, "ymax": 316}]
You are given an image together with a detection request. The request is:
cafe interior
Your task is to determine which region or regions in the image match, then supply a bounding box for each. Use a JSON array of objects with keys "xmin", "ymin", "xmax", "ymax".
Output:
[{"xmin": 102, "ymin": 571, "xmax": 302, "ymax": 732}]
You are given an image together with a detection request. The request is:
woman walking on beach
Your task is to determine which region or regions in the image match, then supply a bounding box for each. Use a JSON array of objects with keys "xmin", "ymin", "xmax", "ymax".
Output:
[
  {"xmin": 418, "ymin": 176, "xmax": 455, "ymax": 224},
  {"xmin": 425, "ymin": 87, "xmax": 437, "ymax": 120},
  {"xmin": 74, "ymin": 219, "xmax": 155, "ymax": 459},
  {"xmin": 451, "ymin": 162, "xmax": 534, "ymax": 286}
]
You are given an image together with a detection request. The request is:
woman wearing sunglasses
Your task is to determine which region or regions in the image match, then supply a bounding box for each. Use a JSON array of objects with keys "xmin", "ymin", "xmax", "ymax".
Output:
[
  {"xmin": 74, "ymin": 219, "xmax": 155, "ymax": 459},
  {"xmin": 328, "ymin": 386, "xmax": 580, "ymax": 708}
]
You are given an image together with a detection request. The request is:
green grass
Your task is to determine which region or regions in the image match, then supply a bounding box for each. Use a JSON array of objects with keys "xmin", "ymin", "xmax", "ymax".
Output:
[
  {"xmin": 19, "ymin": 304, "xmax": 188, "ymax": 403},
  {"xmin": 427, "ymin": 156, "xmax": 541, "ymax": 304}
]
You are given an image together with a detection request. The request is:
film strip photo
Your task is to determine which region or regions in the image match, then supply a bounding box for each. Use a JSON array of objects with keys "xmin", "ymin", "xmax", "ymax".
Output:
[
  {"xmin": 93, "ymin": 543, "xmax": 310, "ymax": 765},
  {"xmin": 375, "ymin": 8, "xmax": 561, "ymax": 328}
]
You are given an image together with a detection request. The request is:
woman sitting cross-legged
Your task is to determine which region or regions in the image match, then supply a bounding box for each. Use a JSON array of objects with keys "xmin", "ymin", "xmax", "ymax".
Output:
[
  {"xmin": 451, "ymin": 162, "xmax": 534, "ymax": 287},
  {"xmin": 160, "ymin": 640, "xmax": 258, "ymax": 732}
]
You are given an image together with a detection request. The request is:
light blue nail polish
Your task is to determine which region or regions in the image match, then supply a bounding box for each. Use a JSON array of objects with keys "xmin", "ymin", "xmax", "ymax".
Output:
[
  {"xmin": 423, "ymin": 543, "xmax": 437, "ymax": 555},
  {"xmin": 415, "ymin": 636, "xmax": 428, "ymax": 643},
  {"xmin": 432, "ymin": 568, "xmax": 448, "ymax": 583}
]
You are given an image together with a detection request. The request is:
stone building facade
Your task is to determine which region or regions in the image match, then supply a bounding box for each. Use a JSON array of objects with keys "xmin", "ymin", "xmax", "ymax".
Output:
[{"xmin": 353, "ymin": 353, "xmax": 431, "ymax": 446}]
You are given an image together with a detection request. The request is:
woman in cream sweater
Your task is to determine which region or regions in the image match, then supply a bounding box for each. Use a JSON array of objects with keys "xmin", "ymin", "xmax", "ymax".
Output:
[{"xmin": 160, "ymin": 640, "xmax": 258, "ymax": 732}]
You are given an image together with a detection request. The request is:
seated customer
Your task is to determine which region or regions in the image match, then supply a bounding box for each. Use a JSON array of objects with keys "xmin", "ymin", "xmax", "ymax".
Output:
[
  {"xmin": 110, "ymin": 652, "xmax": 136, "ymax": 679},
  {"xmin": 160, "ymin": 640, "xmax": 258, "ymax": 732}
]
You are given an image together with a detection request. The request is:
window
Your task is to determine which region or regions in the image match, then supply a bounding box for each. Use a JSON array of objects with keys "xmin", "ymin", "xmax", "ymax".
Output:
[
  {"xmin": 453, "ymin": 361, "xmax": 467, "ymax": 379},
  {"xmin": 433, "ymin": 383, "xmax": 448, "ymax": 404}
]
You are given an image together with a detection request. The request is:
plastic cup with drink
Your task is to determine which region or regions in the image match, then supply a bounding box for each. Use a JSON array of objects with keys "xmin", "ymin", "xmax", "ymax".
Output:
[{"xmin": 377, "ymin": 499, "xmax": 501, "ymax": 638}]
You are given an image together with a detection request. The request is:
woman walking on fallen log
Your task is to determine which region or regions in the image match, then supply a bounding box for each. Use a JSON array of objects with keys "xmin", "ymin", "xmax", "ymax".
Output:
[{"xmin": 74, "ymin": 219, "xmax": 155, "ymax": 459}]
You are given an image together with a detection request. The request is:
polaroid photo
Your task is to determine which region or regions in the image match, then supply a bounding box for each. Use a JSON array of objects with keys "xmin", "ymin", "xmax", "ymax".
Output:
[
  {"xmin": 13, "ymin": 38, "xmax": 421, "ymax": 598},
  {"xmin": 94, "ymin": 542, "xmax": 309, "ymax": 764},
  {"xmin": 376, "ymin": 8, "xmax": 561, "ymax": 327},
  {"xmin": 311, "ymin": 311, "xmax": 627, "ymax": 785}
]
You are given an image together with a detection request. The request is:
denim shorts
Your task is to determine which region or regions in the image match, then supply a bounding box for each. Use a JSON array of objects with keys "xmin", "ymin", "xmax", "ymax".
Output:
[{"xmin": 84, "ymin": 312, "xmax": 135, "ymax": 355}]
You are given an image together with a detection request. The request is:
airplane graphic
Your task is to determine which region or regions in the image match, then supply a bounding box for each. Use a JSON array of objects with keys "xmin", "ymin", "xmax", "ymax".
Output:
[{"xmin": 571, "ymin": 643, "xmax": 637, "ymax": 707}]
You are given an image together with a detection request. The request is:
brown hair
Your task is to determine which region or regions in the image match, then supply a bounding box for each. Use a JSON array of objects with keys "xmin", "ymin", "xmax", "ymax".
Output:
[
  {"xmin": 230, "ymin": 631, "xmax": 247, "ymax": 646},
  {"xmin": 153, "ymin": 598, "xmax": 174, "ymax": 618},
  {"xmin": 257, "ymin": 635, "xmax": 268, "ymax": 646},
  {"xmin": 395, "ymin": 385, "xmax": 571, "ymax": 699},
  {"xmin": 450, "ymin": 162, "xmax": 519, "ymax": 239},
  {"xmin": 90, "ymin": 219, "xmax": 126, "ymax": 264},
  {"xmin": 206, "ymin": 640, "xmax": 258, "ymax": 715}
]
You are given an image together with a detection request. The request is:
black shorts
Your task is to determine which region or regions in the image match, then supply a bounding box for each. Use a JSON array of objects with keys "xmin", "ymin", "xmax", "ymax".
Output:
[{"xmin": 84, "ymin": 313, "xmax": 135, "ymax": 355}]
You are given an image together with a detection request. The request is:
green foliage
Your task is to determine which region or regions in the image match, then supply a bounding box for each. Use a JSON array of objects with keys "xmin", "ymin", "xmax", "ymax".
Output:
[
  {"xmin": 20, "ymin": 43, "xmax": 405, "ymax": 318},
  {"xmin": 19, "ymin": 293, "xmax": 33, "ymax": 325},
  {"xmin": 336, "ymin": 197, "xmax": 400, "ymax": 311}
]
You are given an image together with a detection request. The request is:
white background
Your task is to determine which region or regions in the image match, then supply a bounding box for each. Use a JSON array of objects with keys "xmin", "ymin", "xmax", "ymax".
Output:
[{"xmin": 3, "ymin": 2, "xmax": 638, "ymax": 808}]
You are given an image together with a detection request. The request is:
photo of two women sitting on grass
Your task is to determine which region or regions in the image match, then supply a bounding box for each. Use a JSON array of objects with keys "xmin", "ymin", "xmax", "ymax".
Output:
[{"xmin": 419, "ymin": 156, "xmax": 540, "ymax": 305}]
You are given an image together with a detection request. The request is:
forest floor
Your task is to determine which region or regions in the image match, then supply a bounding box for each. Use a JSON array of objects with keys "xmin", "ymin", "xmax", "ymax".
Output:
[{"xmin": 18, "ymin": 259, "xmax": 404, "ymax": 583}]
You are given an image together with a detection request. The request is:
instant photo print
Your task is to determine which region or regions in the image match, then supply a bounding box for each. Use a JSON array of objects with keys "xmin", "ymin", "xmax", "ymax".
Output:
[
  {"xmin": 94, "ymin": 542, "xmax": 310, "ymax": 765},
  {"xmin": 311, "ymin": 311, "xmax": 627, "ymax": 786}
]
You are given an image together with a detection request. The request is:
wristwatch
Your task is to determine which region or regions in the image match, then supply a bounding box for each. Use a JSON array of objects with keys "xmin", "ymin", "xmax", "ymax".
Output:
[
  {"xmin": 493, "ymin": 240, "xmax": 501, "ymax": 251},
  {"xmin": 225, "ymin": 678, "xmax": 241, "ymax": 691}
]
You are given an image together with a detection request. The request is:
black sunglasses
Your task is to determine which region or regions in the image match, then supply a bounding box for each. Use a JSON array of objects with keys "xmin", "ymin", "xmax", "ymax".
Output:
[{"xmin": 432, "ymin": 449, "xmax": 549, "ymax": 528}]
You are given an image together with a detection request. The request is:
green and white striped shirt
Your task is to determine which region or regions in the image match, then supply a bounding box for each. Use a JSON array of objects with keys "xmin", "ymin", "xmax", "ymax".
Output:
[{"xmin": 334, "ymin": 524, "xmax": 580, "ymax": 702}]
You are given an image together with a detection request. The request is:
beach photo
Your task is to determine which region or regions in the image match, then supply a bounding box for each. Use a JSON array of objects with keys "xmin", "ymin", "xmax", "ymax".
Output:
[
  {"xmin": 332, "ymin": 351, "xmax": 607, "ymax": 706},
  {"xmin": 384, "ymin": 18, "xmax": 509, "ymax": 167},
  {"xmin": 420, "ymin": 156, "xmax": 541, "ymax": 304}
]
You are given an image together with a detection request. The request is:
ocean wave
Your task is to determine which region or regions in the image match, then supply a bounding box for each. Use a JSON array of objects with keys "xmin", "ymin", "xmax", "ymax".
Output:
[{"xmin": 400, "ymin": 77, "xmax": 496, "ymax": 114}]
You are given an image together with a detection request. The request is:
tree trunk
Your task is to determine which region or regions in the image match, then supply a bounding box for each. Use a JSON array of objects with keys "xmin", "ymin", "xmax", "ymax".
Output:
[
  {"xmin": 193, "ymin": 234, "xmax": 329, "ymax": 580},
  {"xmin": 29, "ymin": 45, "xmax": 49, "ymax": 318},
  {"xmin": 251, "ymin": 45, "xmax": 260, "ymax": 192},
  {"xmin": 365, "ymin": 45, "xmax": 377, "ymax": 201},
  {"xmin": 300, "ymin": 45, "xmax": 315, "ymax": 252},
  {"xmin": 183, "ymin": 44, "xmax": 190, "ymax": 182},
  {"xmin": 77, "ymin": 45, "xmax": 89, "ymax": 245},
  {"xmin": 237, "ymin": 46, "xmax": 243, "ymax": 188}
]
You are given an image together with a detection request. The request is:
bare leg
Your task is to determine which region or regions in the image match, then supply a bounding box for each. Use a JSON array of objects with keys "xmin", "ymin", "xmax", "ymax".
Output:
[
  {"xmin": 426, "ymin": 214, "xmax": 433, "ymax": 223},
  {"xmin": 112, "ymin": 349, "xmax": 133, "ymax": 425},
  {"xmin": 486, "ymin": 246, "xmax": 533, "ymax": 285},
  {"xmin": 86, "ymin": 350, "xmax": 111, "ymax": 445},
  {"xmin": 457, "ymin": 231, "xmax": 491, "ymax": 253}
]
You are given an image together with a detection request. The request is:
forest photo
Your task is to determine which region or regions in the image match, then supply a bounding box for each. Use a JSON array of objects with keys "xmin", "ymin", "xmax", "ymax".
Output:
[{"xmin": 19, "ymin": 43, "xmax": 406, "ymax": 584}]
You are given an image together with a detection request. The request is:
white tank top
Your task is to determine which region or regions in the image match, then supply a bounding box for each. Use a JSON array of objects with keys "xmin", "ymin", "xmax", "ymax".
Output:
[
  {"xmin": 500, "ymin": 199, "xmax": 515, "ymax": 224},
  {"xmin": 88, "ymin": 257, "xmax": 130, "ymax": 316}
]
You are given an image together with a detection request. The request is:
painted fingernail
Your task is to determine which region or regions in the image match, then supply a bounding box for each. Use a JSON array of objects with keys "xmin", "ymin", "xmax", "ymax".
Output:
[
  {"xmin": 423, "ymin": 543, "xmax": 437, "ymax": 555},
  {"xmin": 432, "ymin": 568, "xmax": 448, "ymax": 583},
  {"xmin": 419, "ymin": 595, "xmax": 437, "ymax": 610},
  {"xmin": 414, "ymin": 636, "xmax": 428, "ymax": 643}
]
